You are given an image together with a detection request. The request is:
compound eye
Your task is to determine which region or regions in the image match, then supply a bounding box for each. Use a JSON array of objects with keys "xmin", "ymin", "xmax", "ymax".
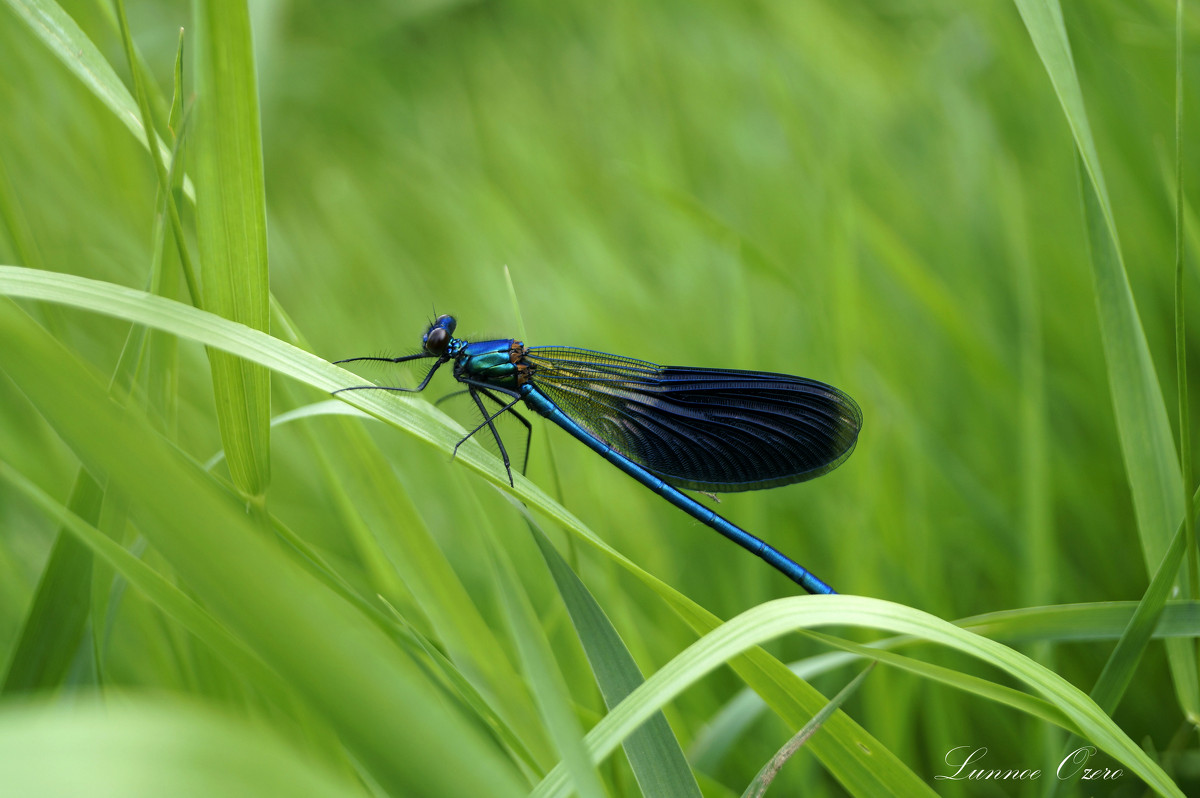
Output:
[
  {"xmin": 434, "ymin": 315, "xmax": 457, "ymax": 336},
  {"xmin": 424, "ymin": 326, "xmax": 449, "ymax": 356}
]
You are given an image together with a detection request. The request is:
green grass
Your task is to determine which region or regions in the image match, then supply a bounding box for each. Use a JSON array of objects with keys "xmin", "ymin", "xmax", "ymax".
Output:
[{"xmin": 0, "ymin": 0, "xmax": 1197, "ymax": 795}]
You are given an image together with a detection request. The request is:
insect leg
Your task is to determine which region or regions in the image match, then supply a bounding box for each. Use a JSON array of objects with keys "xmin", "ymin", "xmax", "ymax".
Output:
[
  {"xmin": 454, "ymin": 387, "xmax": 524, "ymax": 486},
  {"xmin": 477, "ymin": 387, "xmax": 532, "ymax": 476},
  {"xmin": 333, "ymin": 357, "xmax": 445, "ymax": 395}
]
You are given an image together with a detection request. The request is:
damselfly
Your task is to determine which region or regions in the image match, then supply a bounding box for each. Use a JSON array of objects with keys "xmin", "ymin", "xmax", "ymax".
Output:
[{"xmin": 335, "ymin": 315, "xmax": 862, "ymax": 594}]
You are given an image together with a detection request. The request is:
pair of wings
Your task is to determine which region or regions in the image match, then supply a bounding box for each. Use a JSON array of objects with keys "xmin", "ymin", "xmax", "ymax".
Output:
[{"xmin": 523, "ymin": 347, "xmax": 862, "ymax": 493}]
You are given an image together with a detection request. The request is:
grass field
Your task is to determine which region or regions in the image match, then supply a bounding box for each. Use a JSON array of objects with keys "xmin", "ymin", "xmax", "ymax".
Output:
[{"xmin": 0, "ymin": 0, "xmax": 1197, "ymax": 795}]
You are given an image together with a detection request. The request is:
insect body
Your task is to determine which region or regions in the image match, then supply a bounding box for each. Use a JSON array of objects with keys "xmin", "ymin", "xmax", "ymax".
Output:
[{"xmin": 336, "ymin": 315, "xmax": 862, "ymax": 594}]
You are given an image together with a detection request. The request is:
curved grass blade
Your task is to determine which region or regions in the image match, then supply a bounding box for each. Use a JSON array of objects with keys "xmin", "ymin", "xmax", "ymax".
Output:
[
  {"xmin": 531, "ymin": 596, "xmax": 1182, "ymax": 798},
  {"xmin": 694, "ymin": 597, "xmax": 1200, "ymax": 774}
]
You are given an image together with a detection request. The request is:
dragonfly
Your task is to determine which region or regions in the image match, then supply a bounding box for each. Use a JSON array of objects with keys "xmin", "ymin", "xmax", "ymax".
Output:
[{"xmin": 334, "ymin": 315, "xmax": 862, "ymax": 594}]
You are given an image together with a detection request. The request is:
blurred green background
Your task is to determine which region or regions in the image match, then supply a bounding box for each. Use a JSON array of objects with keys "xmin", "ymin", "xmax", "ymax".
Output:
[{"xmin": 1, "ymin": 0, "xmax": 1197, "ymax": 795}]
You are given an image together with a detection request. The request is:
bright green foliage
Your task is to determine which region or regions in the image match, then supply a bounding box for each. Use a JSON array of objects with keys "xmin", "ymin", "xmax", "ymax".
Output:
[{"xmin": 0, "ymin": 1, "xmax": 1197, "ymax": 796}]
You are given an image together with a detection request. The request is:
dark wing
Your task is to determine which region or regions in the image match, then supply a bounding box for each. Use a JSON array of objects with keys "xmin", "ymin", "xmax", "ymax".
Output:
[{"xmin": 524, "ymin": 347, "xmax": 862, "ymax": 493}]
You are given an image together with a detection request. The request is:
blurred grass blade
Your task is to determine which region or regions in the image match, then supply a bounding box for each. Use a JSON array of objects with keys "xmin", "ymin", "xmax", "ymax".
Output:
[
  {"xmin": 203, "ymin": 401, "xmax": 370, "ymax": 469},
  {"xmin": 485, "ymin": 526, "xmax": 606, "ymax": 798},
  {"xmin": 1010, "ymin": 0, "xmax": 1114, "ymax": 234},
  {"xmin": 0, "ymin": 264, "xmax": 932, "ymax": 796},
  {"xmin": 527, "ymin": 512, "xmax": 702, "ymax": 798},
  {"xmin": 0, "ymin": 458, "xmax": 288, "ymax": 701},
  {"xmin": 1013, "ymin": 0, "xmax": 1197, "ymax": 719},
  {"xmin": 302, "ymin": 418, "xmax": 556, "ymax": 768},
  {"xmin": 193, "ymin": 0, "xmax": 271, "ymax": 496},
  {"xmin": 960, "ymin": 602, "xmax": 1200, "ymax": 643},
  {"xmin": 0, "ymin": 470, "xmax": 101, "ymax": 692},
  {"xmin": 115, "ymin": 0, "xmax": 198, "ymax": 306},
  {"xmin": 1079, "ymin": 163, "xmax": 1199, "ymax": 718},
  {"xmin": 1042, "ymin": 517, "xmax": 1192, "ymax": 794},
  {"xmin": 1, "ymin": 0, "xmax": 191, "ymax": 199},
  {"xmin": 532, "ymin": 596, "xmax": 1183, "ymax": 798},
  {"xmin": 1171, "ymin": 0, "xmax": 1197, "ymax": 596},
  {"xmin": 0, "ymin": 153, "xmax": 43, "ymax": 270},
  {"xmin": 1089, "ymin": 490, "xmax": 1199, "ymax": 718},
  {"xmin": 743, "ymin": 663, "xmax": 875, "ymax": 798},
  {"xmin": 799, "ymin": 630, "xmax": 1078, "ymax": 733},
  {"xmin": 0, "ymin": 296, "xmax": 528, "ymax": 797},
  {"xmin": 1075, "ymin": 160, "xmax": 1185, "ymax": 581},
  {"xmin": 0, "ymin": 699, "xmax": 366, "ymax": 798}
]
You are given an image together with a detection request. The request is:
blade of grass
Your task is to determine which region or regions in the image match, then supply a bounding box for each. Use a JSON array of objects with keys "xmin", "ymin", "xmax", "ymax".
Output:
[
  {"xmin": 742, "ymin": 663, "xmax": 875, "ymax": 798},
  {"xmin": 0, "ymin": 458, "xmax": 292, "ymax": 704},
  {"xmin": 372, "ymin": 593, "xmax": 545, "ymax": 777},
  {"xmin": 1013, "ymin": 0, "xmax": 1198, "ymax": 721},
  {"xmin": 799, "ymin": 631, "xmax": 1080, "ymax": 735},
  {"xmin": 192, "ymin": 0, "xmax": 270, "ymax": 497},
  {"xmin": 526, "ymin": 510, "xmax": 703, "ymax": 798},
  {"xmin": 1079, "ymin": 161, "xmax": 1200, "ymax": 719},
  {"xmin": 300, "ymin": 416, "xmax": 557, "ymax": 769},
  {"xmin": 485, "ymin": 524, "xmax": 606, "ymax": 798},
  {"xmin": 1172, "ymin": 0, "xmax": 1197, "ymax": 599},
  {"xmin": 0, "ymin": 154, "xmax": 44, "ymax": 272},
  {"xmin": 114, "ymin": 1, "xmax": 198, "ymax": 306},
  {"xmin": 0, "ymin": 470, "xmax": 101, "ymax": 692},
  {"xmin": 1086, "ymin": 488, "xmax": 1200, "ymax": 722},
  {"xmin": 1, "ymin": 48, "xmax": 198, "ymax": 689},
  {"xmin": 1042, "ymin": 509, "xmax": 1193, "ymax": 798},
  {"xmin": 692, "ymin": 594, "xmax": 1200, "ymax": 774},
  {"xmin": 959, "ymin": 602, "xmax": 1200, "ymax": 642},
  {"xmin": 1, "ymin": 0, "xmax": 193, "ymax": 200}
]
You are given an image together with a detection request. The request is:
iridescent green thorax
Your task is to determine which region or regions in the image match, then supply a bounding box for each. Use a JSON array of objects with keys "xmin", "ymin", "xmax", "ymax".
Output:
[{"xmin": 452, "ymin": 338, "xmax": 535, "ymax": 391}]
